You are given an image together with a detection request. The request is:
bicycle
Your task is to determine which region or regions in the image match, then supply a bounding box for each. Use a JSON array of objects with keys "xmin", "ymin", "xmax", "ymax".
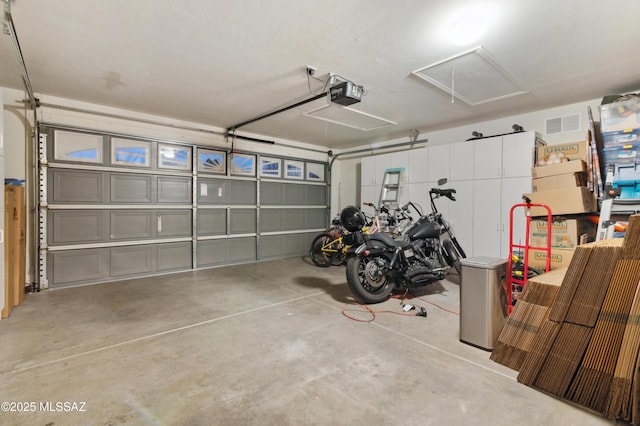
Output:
[
  {"xmin": 309, "ymin": 215, "xmax": 349, "ymax": 267},
  {"xmin": 308, "ymin": 203, "xmax": 406, "ymax": 268}
]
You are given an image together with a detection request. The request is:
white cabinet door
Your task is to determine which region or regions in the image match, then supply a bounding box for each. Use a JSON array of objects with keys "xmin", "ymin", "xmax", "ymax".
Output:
[
  {"xmin": 407, "ymin": 147, "xmax": 428, "ymax": 183},
  {"xmin": 446, "ymin": 179, "xmax": 474, "ymax": 258},
  {"xmin": 406, "ymin": 182, "xmax": 430, "ymax": 214},
  {"xmin": 427, "ymin": 144, "xmax": 450, "ymax": 182},
  {"xmin": 473, "ymin": 136, "xmax": 502, "ymax": 179},
  {"xmin": 391, "ymin": 150, "xmax": 409, "ymax": 171},
  {"xmin": 472, "ymin": 178, "xmax": 502, "ymax": 258},
  {"xmin": 500, "ymin": 176, "xmax": 533, "ymax": 259},
  {"xmin": 449, "ymin": 140, "xmax": 475, "ymax": 181},
  {"xmin": 426, "ymin": 181, "xmax": 449, "ymax": 218},
  {"xmin": 361, "ymin": 156, "xmax": 377, "ymax": 186},
  {"xmin": 361, "ymin": 154, "xmax": 392, "ymax": 186},
  {"xmin": 502, "ymin": 132, "xmax": 535, "ymax": 178},
  {"xmin": 360, "ymin": 185, "xmax": 379, "ymax": 208}
]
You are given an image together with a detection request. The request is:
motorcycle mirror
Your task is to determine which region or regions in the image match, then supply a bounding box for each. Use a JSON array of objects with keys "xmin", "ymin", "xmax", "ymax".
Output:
[{"xmin": 437, "ymin": 178, "xmax": 448, "ymax": 186}]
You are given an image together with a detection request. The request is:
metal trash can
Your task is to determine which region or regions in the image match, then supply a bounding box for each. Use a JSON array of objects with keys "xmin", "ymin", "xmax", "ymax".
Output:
[{"xmin": 459, "ymin": 257, "xmax": 508, "ymax": 351}]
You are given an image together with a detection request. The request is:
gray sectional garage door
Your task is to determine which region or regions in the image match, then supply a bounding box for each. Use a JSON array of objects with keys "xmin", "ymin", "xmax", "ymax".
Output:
[{"xmin": 39, "ymin": 125, "xmax": 328, "ymax": 288}]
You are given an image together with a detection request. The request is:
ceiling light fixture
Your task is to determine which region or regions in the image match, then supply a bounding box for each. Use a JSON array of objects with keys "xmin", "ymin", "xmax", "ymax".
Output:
[
  {"xmin": 441, "ymin": 3, "xmax": 500, "ymax": 46},
  {"xmin": 449, "ymin": 15, "xmax": 487, "ymax": 45}
]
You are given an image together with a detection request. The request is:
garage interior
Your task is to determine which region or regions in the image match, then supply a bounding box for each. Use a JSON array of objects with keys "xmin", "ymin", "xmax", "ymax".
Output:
[{"xmin": 1, "ymin": 1, "xmax": 640, "ymax": 424}]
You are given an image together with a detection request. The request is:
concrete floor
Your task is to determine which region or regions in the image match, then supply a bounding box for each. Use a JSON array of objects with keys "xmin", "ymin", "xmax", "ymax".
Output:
[{"xmin": 0, "ymin": 257, "xmax": 615, "ymax": 425}]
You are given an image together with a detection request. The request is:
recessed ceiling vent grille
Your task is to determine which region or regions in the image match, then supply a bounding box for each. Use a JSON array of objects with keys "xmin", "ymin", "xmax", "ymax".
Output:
[
  {"xmin": 412, "ymin": 46, "xmax": 527, "ymax": 106},
  {"xmin": 545, "ymin": 113, "xmax": 582, "ymax": 135}
]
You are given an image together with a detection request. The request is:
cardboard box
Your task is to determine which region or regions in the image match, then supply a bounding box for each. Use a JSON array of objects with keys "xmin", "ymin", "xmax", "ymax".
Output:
[
  {"xmin": 531, "ymin": 172, "xmax": 587, "ymax": 192},
  {"xmin": 599, "ymin": 97, "xmax": 640, "ymax": 133},
  {"xmin": 529, "ymin": 218, "xmax": 596, "ymax": 249},
  {"xmin": 536, "ymin": 141, "xmax": 589, "ymax": 165},
  {"xmin": 531, "ymin": 160, "xmax": 587, "ymax": 179},
  {"xmin": 528, "ymin": 247, "xmax": 576, "ymax": 270},
  {"xmin": 524, "ymin": 187, "xmax": 597, "ymax": 216}
]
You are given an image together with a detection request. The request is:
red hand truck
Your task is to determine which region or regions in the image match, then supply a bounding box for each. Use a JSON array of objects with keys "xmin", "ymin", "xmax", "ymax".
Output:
[{"xmin": 506, "ymin": 198, "xmax": 552, "ymax": 314}]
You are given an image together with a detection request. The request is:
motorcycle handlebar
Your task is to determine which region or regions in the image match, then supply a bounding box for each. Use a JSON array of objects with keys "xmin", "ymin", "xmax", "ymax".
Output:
[{"xmin": 430, "ymin": 188, "xmax": 457, "ymax": 201}]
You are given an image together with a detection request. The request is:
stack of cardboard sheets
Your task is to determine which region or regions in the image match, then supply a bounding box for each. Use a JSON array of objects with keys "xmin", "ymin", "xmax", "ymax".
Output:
[
  {"xmin": 490, "ymin": 267, "xmax": 566, "ymax": 370},
  {"xmin": 512, "ymin": 215, "xmax": 640, "ymax": 423}
]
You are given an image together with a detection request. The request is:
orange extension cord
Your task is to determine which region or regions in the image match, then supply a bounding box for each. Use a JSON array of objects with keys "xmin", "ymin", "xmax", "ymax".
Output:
[{"xmin": 341, "ymin": 290, "xmax": 459, "ymax": 322}]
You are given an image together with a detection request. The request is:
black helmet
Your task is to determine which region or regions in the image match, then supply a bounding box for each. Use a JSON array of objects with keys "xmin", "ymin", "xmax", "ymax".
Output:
[{"xmin": 340, "ymin": 206, "xmax": 366, "ymax": 232}]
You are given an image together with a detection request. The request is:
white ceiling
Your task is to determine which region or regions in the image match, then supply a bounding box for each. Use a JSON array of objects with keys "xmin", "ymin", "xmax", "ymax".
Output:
[{"xmin": 1, "ymin": 0, "xmax": 639, "ymax": 150}]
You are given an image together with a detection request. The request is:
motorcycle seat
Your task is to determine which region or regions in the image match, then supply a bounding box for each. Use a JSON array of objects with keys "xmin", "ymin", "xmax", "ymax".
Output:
[{"xmin": 368, "ymin": 232, "xmax": 412, "ymax": 249}]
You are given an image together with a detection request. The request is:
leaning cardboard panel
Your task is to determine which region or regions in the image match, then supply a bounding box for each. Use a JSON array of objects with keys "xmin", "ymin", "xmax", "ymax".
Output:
[{"xmin": 490, "ymin": 267, "xmax": 567, "ymax": 371}]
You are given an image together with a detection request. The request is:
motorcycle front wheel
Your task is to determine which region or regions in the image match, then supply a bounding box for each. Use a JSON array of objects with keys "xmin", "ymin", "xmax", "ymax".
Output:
[
  {"xmin": 443, "ymin": 239, "xmax": 462, "ymax": 275},
  {"xmin": 346, "ymin": 254, "xmax": 394, "ymax": 304}
]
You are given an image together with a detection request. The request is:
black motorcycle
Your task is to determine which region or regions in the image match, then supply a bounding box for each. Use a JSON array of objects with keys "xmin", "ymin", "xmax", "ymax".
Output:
[{"xmin": 343, "ymin": 187, "xmax": 466, "ymax": 304}]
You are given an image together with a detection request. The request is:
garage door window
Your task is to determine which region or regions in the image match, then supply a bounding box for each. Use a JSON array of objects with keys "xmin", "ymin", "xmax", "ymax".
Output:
[
  {"xmin": 112, "ymin": 138, "xmax": 150, "ymax": 167},
  {"xmin": 197, "ymin": 148, "xmax": 226, "ymax": 174},
  {"xmin": 53, "ymin": 130, "xmax": 103, "ymax": 164},
  {"xmin": 159, "ymin": 144, "xmax": 192, "ymax": 170}
]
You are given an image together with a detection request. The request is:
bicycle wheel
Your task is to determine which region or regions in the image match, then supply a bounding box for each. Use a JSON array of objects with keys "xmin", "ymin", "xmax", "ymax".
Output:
[{"xmin": 310, "ymin": 233, "xmax": 340, "ymax": 267}]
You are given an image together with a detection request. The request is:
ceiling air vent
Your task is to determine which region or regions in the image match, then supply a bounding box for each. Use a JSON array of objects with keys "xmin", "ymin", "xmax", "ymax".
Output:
[
  {"xmin": 545, "ymin": 113, "xmax": 581, "ymax": 135},
  {"xmin": 412, "ymin": 46, "xmax": 527, "ymax": 106}
]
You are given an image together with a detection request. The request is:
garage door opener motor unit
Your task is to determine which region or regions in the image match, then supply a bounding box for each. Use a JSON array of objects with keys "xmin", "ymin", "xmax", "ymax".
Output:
[{"xmin": 330, "ymin": 81, "xmax": 363, "ymax": 106}]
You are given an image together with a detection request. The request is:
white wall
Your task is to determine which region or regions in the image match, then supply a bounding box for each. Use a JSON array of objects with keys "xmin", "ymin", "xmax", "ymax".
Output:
[
  {"xmin": 331, "ymin": 97, "xmax": 605, "ymax": 217},
  {"xmin": 2, "ymin": 88, "xmax": 28, "ymax": 180}
]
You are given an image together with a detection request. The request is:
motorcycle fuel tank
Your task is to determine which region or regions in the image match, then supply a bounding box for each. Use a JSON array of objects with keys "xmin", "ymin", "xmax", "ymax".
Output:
[{"xmin": 407, "ymin": 220, "xmax": 440, "ymax": 240}]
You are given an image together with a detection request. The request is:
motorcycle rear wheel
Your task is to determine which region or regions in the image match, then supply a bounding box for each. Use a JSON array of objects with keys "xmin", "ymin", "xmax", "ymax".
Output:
[{"xmin": 346, "ymin": 254, "xmax": 394, "ymax": 304}]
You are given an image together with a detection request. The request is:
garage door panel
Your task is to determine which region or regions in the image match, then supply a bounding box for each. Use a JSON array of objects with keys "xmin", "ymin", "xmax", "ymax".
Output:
[
  {"xmin": 307, "ymin": 185, "xmax": 326, "ymax": 205},
  {"xmin": 110, "ymin": 245, "xmax": 155, "ymax": 277},
  {"xmin": 49, "ymin": 248, "xmax": 108, "ymax": 287},
  {"xmin": 196, "ymin": 240, "xmax": 227, "ymax": 267},
  {"xmin": 258, "ymin": 235, "xmax": 281, "ymax": 259},
  {"xmin": 228, "ymin": 237, "xmax": 256, "ymax": 262},
  {"xmin": 259, "ymin": 232, "xmax": 317, "ymax": 259},
  {"xmin": 157, "ymin": 242, "xmax": 192, "ymax": 271},
  {"xmin": 158, "ymin": 210, "xmax": 192, "ymax": 237},
  {"xmin": 260, "ymin": 182, "xmax": 283, "ymax": 205},
  {"xmin": 198, "ymin": 179, "xmax": 227, "ymax": 204},
  {"xmin": 196, "ymin": 237, "xmax": 256, "ymax": 266},
  {"xmin": 229, "ymin": 209, "xmax": 256, "ymax": 234},
  {"xmin": 259, "ymin": 210, "xmax": 281, "ymax": 232},
  {"xmin": 49, "ymin": 210, "xmax": 106, "ymax": 245},
  {"xmin": 50, "ymin": 169, "xmax": 105, "ymax": 204},
  {"xmin": 229, "ymin": 180, "xmax": 256, "ymax": 205},
  {"xmin": 111, "ymin": 174, "xmax": 153, "ymax": 203},
  {"xmin": 284, "ymin": 183, "xmax": 306, "ymax": 205},
  {"xmin": 283, "ymin": 209, "xmax": 305, "ymax": 231},
  {"xmin": 197, "ymin": 209, "xmax": 226, "ymax": 235},
  {"xmin": 110, "ymin": 210, "xmax": 154, "ymax": 240},
  {"xmin": 158, "ymin": 176, "xmax": 192, "ymax": 204},
  {"xmin": 306, "ymin": 209, "xmax": 328, "ymax": 229}
]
